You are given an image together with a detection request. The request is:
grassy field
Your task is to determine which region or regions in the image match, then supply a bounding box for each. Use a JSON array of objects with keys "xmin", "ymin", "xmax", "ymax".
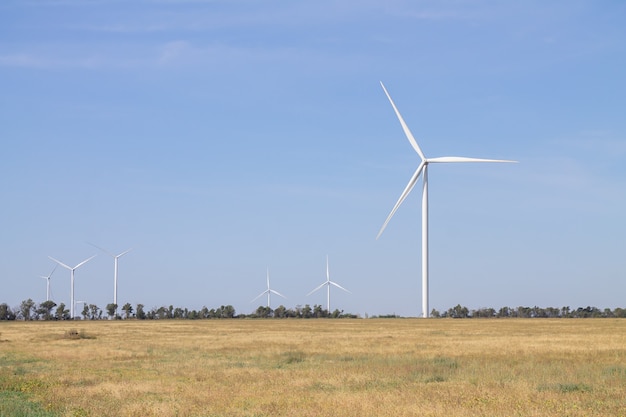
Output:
[{"xmin": 1, "ymin": 319, "xmax": 625, "ymax": 416}]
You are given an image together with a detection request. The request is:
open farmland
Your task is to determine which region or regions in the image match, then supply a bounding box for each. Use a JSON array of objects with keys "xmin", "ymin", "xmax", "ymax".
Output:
[{"xmin": 1, "ymin": 319, "xmax": 625, "ymax": 416}]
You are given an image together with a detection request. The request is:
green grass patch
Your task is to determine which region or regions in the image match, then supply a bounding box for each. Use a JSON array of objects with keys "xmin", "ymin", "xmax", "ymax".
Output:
[
  {"xmin": 537, "ymin": 382, "xmax": 592, "ymax": 393},
  {"xmin": 603, "ymin": 365, "xmax": 626, "ymax": 378},
  {"xmin": 0, "ymin": 390, "xmax": 57, "ymax": 417},
  {"xmin": 424, "ymin": 375, "xmax": 446, "ymax": 383},
  {"xmin": 432, "ymin": 356, "xmax": 459, "ymax": 369},
  {"xmin": 277, "ymin": 351, "xmax": 306, "ymax": 366}
]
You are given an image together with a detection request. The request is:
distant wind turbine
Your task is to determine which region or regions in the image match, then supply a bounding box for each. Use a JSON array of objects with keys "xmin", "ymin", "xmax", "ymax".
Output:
[
  {"xmin": 75, "ymin": 300, "xmax": 87, "ymax": 317},
  {"xmin": 307, "ymin": 256, "xmax": 350, "ymax": 312},
  {"xmin": 87, "ymin": 243, "xmax": 132, "ymax": 311},
  {"xmin": 48, "ymin": 255, "xmax": 96, "ymax": 319},
  {"xmin": 376, "ymin": 82, "xmax": 517, "ymax": 318},
  {"xmin": 39, "ymin": 264, "xmax": 57, "ymax": 302},
  {"xmin": 251, "ymin": 268, "xmax": 287, "ymax": 308}
]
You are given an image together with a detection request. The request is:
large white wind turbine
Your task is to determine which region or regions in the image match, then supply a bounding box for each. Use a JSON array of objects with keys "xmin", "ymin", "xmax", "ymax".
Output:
[
  {"xmin": 307, "ymin": 256, "xmax": 351, "ymax": 312},
  {"xmin": 251, "ymin": 268, "xmax": 287, "ymax": 308},
  {"xmin": 39, "ymin": 264, "xmax": 57, "ymax": 302},
  {"xmin": 376, "ymin": 82, "xmax": 516, "ymax": 318},
  {"xmin": 87, "ymin": 243, "xmax": 132, "ymax": 311},
  {"xmin": 48, "ymin": 255, "xmax": 96, "ymax": 319}
]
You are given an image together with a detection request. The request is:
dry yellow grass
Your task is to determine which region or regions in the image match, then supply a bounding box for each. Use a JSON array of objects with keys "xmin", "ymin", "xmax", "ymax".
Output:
[{"xmin": 1, "ymin": 319, "xmax": 625, "ymax": 416}]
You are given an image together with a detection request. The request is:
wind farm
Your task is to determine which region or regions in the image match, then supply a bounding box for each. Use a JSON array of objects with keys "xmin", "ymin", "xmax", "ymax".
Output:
[{"xmin": 2, "ymin": 1, "xmax": 625, "ymax": 415}]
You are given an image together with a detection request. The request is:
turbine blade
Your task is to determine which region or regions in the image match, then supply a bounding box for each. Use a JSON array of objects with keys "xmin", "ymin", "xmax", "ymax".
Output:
[
  {"xmin": 251, "ymin": 290, "xmax": 268, "ymax": 303},
  {"xmin": 326, "ymin": 255, "xmax": 330, "ymax": 281},
  {"xmin": 117, "ymin": 248, "xmax": 133, "ymax": 258},
  {"xmin": 48, "ymin": 264, "xmax": 57, "ymax": 277},
  {"xmin": 74, "ymin": 255, "xmax": 96, "ymax": 270},
  {"xmin": 48, "ymin": 256, "xmax": 72, "ymax": 271},
  {"xmin": 428, "ymin": 156, "xmax": 518, "ymax": 163},
  {"xmin": 376, "ymin": 160, "xmax": 426, "ymax": 239},
  {"xmin": 380, "ymin": 81, "xmax": 426, "ymax": 160},
  {"xmin": 270, "ymin": 289, "xmax": 287, "ymax": 299},
  {"xmin": 307, "ymin": 282, "xmax": 327, "ymax": 296},
  {"xmin": 330, "ymin": 281, "xmax": 351, "ymax": 294},
  {"xmin": 86, "ymin": 242, "xmax": 115, "ymax": 257}
]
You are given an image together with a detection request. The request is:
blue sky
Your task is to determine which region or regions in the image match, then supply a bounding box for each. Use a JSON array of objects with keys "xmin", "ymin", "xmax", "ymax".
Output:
[{"xmin": 1, "ymin": 0, "xmax": 625, "ymax": 317}]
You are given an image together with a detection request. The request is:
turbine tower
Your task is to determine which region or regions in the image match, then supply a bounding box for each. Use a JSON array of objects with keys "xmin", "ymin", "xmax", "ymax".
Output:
[
  {"xmin": 48, "ymin": 255, "xmax": 96, "ymax": 319},
  {"xmin": 376, "ymin": 82, "xmax": 516, "ymax": 318},
  {"xmin": 251, "ymin": 268, "xmax": 287, "ymax": 308},
  {"xmin": 39, "ymin": 264, "xmax": 57, "ymax": 302},
  {"xmin": 88, "ymin": 243, "xmax": 132, "ymax": 313},
  {"xmin": 307, "ymin": 255, "xmax": 350, "ymax": 312}
]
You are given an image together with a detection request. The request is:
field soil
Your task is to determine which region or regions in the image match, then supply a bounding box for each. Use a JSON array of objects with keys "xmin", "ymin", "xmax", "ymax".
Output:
[{"xmin": 1, "ymin": 319, "xmax": 625, "ymax": 416}]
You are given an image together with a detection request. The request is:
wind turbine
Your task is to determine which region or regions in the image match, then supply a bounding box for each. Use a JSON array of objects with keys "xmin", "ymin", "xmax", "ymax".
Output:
[
  {"xmin": 376, "ymin": 82, "xmax": 516, "ymax": 318},
  {"xmin": 48, "ymin": 255, "xmax": 96, "ymax": 319},
  {"xmin": 39, "ymin": 264, "xmax": 57, "ymax": 302},
  {"xmin": 251, "ymin": 268, "xmax": 287, "ymax": 308},
  {"xmin": 87, "ymin": 243, "xmax": 132, "ymax": 312},
  {"xmin": 307, "ymin": 255, "xmax": 351, "ymax": 312}
]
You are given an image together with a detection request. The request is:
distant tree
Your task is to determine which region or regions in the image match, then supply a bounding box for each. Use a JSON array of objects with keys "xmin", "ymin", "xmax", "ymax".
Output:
[
  {"xmin": 88, "ymin": 304, "xmax": 101, "ymax": 320},
  {"xmin": 154, "ymin": 306, "xmax": 168, "ymax": 320},
  {"xmin": 221, "ymin": 305, "xmax": 235, "ymax": 318},
  {"xmin": 302, "ymin": 304, "xmax": 312, "ymax": 318},
  {"xmin": 448, "ymin": 304, "xmax": 469, "ymax": 319},
  {"xmin": 430, "ymin": 309, "xmax": 441, "ymax": 318},
  {"xmin": 55, "ymin": 303, "xmax": 70, "ymax": 320},
  {"xmin": 81, "ymin": 304, "xmax": 89, "ymax": 320},
  {"xmin": 516, "ymin": 306, "xmax": 532, "ymax": 318},
  {"xmin": 174, "ymin": 307, "xmax": 185, "ymax": 319},
  {"xmin": 122, "ymin": 303, "xmax": 133, "ymax": 319},
  {"xmin": 255, "ymin": 306, "xmax": 272, "ymax": 318},
  {"xmin": 106, "ymin": 303, "xmax": 117, "ymax": 319},
  {"xmin": 313, "ymin": 305, "xmax": 326, "ymax": 318},
  {"xmin": 136, "ymin": 304, "xmax": 146, "ymax": 320},
  {"xmin": 19, "ymin": 299, "xmax": 36, "ymax": 321},
  {"xmin": 37, "ymin": 300, "xmax": 57, "ymax": 320},
  {"xmin": 273, "ymin": 305, "xmax": 287, "ymax": 318},
  {"xmin": 0, "ymin": 303, "xmax": 16, "ymax": 320},
  {"xmin": 472, "ymin": 308, "xmax": 495, "ymax": 318}
]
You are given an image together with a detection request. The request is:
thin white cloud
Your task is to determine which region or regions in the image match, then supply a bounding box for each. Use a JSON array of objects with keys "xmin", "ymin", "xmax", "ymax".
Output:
[
  {"xmin": 0, "ymin": 50, "xmax": 139, "ymax": 69},
  {"xmin": 0, "ymin": 53, "xmax": 45, "ymax": 68}
]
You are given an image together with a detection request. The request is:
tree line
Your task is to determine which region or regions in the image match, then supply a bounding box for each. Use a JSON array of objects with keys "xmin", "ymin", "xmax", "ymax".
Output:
[
  {"xmin": 430, "ymin": 304, "xmax": 626, "ymax": 319},
  {"xmin": 0, "ymin": 299, "xmax": 358, "ymax": 321},
  {"xmin": 1, "ymin": 300, "xmax": 625, "ymax": 320}
]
